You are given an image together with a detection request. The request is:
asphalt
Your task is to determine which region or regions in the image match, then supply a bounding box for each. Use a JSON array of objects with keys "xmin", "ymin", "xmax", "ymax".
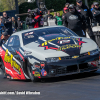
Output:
[{"xmin": 0, "ymin": 68, "xmax": 100, "ymax": 100}]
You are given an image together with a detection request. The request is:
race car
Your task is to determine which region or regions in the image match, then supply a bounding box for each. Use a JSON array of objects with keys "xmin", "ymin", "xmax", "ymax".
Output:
[{"xmin": 0, "ymin": 26, "xmax": 99, "ymax": 82}]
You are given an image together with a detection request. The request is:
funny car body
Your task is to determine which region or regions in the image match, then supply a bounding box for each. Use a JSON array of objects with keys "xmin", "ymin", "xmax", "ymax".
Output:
[{"xmin": 0, "ymin": 26, "xmax": 99, "ymax": 82}]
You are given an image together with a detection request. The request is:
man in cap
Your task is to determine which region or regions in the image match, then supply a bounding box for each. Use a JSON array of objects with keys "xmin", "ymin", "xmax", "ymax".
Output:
[
  {"xmin": 76, "ymin": 0, "xmax": 95, "ymax": 41},
  {"xmin": 92, "ymin": 2, "xmax": 100, "ymax": 25},
  {"xmin": 0, "ymin": 31, "xmax": 9, "ymax": 46},
  {"xmin": 64, "ymin": 4, "xmax": 86, "ymax": 37}
]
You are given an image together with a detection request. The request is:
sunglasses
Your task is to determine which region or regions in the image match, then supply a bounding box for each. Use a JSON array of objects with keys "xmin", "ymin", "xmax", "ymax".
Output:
[
  {"xmin": 95, "ymin": 4, "xmax": 99, "ymax": 6},
  {"xmin": 78, "ymin": 1, "xmax": 82, "ymax": 3}
]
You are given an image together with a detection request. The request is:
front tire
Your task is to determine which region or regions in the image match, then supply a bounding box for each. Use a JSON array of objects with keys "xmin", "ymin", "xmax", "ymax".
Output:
[{"xmin": 27, "ymin": 66, "xmax": 38, "ymax": 82}]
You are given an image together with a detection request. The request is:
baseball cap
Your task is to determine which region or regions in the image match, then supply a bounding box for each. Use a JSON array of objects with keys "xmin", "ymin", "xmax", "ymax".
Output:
[
  {"xmin": 69, "ymin": 4, "xmax": 75, "ymax": 9},
  {"xmin": 76, "ymin": 0, "xmax": 82, "ymax": 3},
  {"xmin": 18, "ymin": 17, "xmax": 20, "ymax": 19},
  {"xmin": 65, "ymin": 3, "xmax": 69, "ymax": 6},
  {"xmin": 93, "ymin": 2, "xmax": 99, "ymax": 6},
  {"xmin": 63, "ymin": 7, "xmax": 68, "ymax": 11}
]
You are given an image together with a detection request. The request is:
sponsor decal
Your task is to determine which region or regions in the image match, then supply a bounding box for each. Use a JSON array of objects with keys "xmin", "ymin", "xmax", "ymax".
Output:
[
  {"xmin": 41, "ymin": 69, "xmax": 47, "ymax": 76},
  {"xmin": 57, "ymin": 44, "xmax": 81, "ymax": 51},
  {"xmin": 39, "ymin": 37, "xmax": 44, "ymax": 40},
  {"xmin": 91, "ymin": 61, "xmax": 98, "ymax": 67},
  {"xmin": 24, "ymin": 32, "xmax": 34, "ymax": 36},
  {"xmin": 57, "ymin": 40, "xmax": 70, "ymax": 44},
  {"xmin": 41, "ymin": 37, "xmax": 70, "ymax": 46},
  {"xmin": 69, "ymin": 15, "xmax": 78, "ymax": 20},
  {"xmin": 78, "ymin": 10, "xmax": 81, "ymax": 12},
  {"xmin": 39, "ymin": 37, "xmax": 86, "ymax": 52},
  {"xmin": 35, "ymin": 65, "xmax": 40, "ymax": 68},
  {"xmin": 34, "ymin": 71, "xmax": 40, "ymax": 77},
  {"xmin": 84, "ymin": 9, "xmax": 87, "ymax": 11},
  {"xmin": 4, "ymin": 49, "xmax": 21, "ymax": 75},
  {"xmin": 72, "ymin": 56, "xmax": 79, "ymax": 59},
  {"xmin": 77, "ymin": 38, "xmax": 86, "ymax": 49}
]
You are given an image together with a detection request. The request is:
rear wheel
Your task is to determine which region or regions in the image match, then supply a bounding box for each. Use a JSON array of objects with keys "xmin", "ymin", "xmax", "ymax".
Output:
[{"xmin": 1, "ymin": 60, "xmax": 6, "ymax": 78}]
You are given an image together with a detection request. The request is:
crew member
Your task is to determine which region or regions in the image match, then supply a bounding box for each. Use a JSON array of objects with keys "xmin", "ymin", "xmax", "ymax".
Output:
[
  {"xmin": 64, "ymin": 4, "xmax": 86, "ymax": 37},
  {"xmin": 76, "ymin": 0, "xmax": 95, "ymax": 41},
  {"xmin": 92, "ymin": 2, "xmax": 100, "ymax": 25}
]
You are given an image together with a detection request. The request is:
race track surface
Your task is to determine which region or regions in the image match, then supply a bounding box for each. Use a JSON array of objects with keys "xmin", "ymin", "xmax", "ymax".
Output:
[{"xmin": 0, "ymin": 68, "xmax": 100, "ymax": 100}]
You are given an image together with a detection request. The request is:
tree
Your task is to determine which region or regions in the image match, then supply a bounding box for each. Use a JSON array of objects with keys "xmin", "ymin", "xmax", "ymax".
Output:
[{"xmin": 0, "ymin": 0, "xmax": 26, "ymax": 12}]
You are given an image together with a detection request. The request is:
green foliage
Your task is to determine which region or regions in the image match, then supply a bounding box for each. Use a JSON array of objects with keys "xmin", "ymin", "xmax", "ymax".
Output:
[
  {"xmin": 19, "ymin": 2, "xmax": 37, "ymax": 20},
  {"xmin": 45, "ymin": 0, "xmax": 66, "ymax": 11},
  {"xmin": 50, "ymin": 11, "xmax": 63, "ymax": 16}
]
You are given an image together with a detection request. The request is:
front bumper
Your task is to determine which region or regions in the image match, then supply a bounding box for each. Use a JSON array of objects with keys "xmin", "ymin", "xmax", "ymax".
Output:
[{"xmin": 40, "ymin": 54, "xmax": 99, "ymax": 78}]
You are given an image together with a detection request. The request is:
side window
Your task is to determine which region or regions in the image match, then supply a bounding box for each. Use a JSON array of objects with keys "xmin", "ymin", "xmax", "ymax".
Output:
[{"xmin": 7, "ymin": 36, "xmax": 20, "ymax": 47}]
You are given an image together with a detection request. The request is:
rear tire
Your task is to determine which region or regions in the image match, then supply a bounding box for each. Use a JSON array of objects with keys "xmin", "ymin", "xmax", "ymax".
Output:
[{"xmin": 1, "ymin": 60, "xmax": 6, "ymax": 78}]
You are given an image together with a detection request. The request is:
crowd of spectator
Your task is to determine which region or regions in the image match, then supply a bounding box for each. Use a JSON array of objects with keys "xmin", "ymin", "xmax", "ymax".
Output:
[{"xmin": 0, "ymin": 0, "xmax": 100, "ymax": 45}]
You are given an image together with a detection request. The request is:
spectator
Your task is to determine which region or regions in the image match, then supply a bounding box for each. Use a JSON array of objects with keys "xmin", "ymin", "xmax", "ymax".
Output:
[
  {"xmin": 2, "ymin": 12, "xmax": 12, "ymax": 36},
  {"xmin": 12, "ymin": 17, "xmax": 17, "ymax": 33},
  {"xmin": 0, "ymin": 16, "xmax": 5, "ymax": 34},
  {"xmin": 91, "ymin": 4, "xmax": 94, "ymax": 11},
  {"xmin": 62, "ymin": 7, "xmax": 69, "ymax": 27},
  {"xmin": 53, "ymin": 12, "xmax": 57, "ymax": 19},
  {"xmin": 76, "ymin": 0, "xmax": 95, "ymax": 41},
  {"xmin": 17, "ymin": 17, "xmax": 23, "ymax": 31},
  {"xmin": 55, "ymin": 12, "xmax": 62, "ymax": 25},
  {"xmin": 65, "ymin": 3, "xmax": 69, "ymax": 9},
  {"xmin": 92, "ymin": 2, "xmax": 100, "ymax": 25},
  {"xmin": 0, "ymin": 31, "xmax": 9, "ymax": 46},
  {"xmin": 63, "ymin": 3, "xmax": 69, "ymax": 13},
  {"xmin": 64, "ymin": 4, "xmax": 86, "ymax": 37},
  {"xmin": 47, "ymin": 10, "xmax": 53, "ymax": 19},
  {"xmin": 43, "ymin": 10, "xmax": 53, "ymax": 26}
]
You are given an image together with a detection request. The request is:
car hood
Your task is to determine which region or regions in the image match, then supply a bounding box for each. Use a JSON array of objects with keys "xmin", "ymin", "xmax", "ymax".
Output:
[{"xmin": 23, "ymin": 34, "xmax": 98, "ymax": 60}]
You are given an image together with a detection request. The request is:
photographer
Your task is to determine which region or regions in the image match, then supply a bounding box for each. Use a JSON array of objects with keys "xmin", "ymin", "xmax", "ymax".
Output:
[{"xmin": 33, "ymin": 8, "xmax": 43, "ymax": 28}]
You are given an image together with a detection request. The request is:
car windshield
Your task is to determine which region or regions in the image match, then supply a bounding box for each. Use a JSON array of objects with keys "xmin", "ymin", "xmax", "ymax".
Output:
[{"xmin": 22, "ymin": 27, "xmax": 78, "ymax": 45}]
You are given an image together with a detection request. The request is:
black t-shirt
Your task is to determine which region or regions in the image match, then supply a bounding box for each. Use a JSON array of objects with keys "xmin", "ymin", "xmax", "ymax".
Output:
[
  {"xmin": 76, "ymin": 4, "xmax": 93, "ymax": 24},
  {"xmin": 65, "ymin": 10, "xmax": 85, "ymax": 31}
]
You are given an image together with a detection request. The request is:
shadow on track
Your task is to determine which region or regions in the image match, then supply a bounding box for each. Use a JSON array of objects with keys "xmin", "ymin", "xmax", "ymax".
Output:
[
  {"xmin": 41, "ymin": 70, "xmax": 100, "ymax": 83},
  {"xmin": 1, "ymin": 69, "xmax": 100, "ymax": 83}
]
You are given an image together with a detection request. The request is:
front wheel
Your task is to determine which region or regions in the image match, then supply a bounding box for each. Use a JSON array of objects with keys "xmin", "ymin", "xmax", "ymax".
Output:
[{"xmin": 27, "ymin": 66, "xmax": 38, "ymax": 82}]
